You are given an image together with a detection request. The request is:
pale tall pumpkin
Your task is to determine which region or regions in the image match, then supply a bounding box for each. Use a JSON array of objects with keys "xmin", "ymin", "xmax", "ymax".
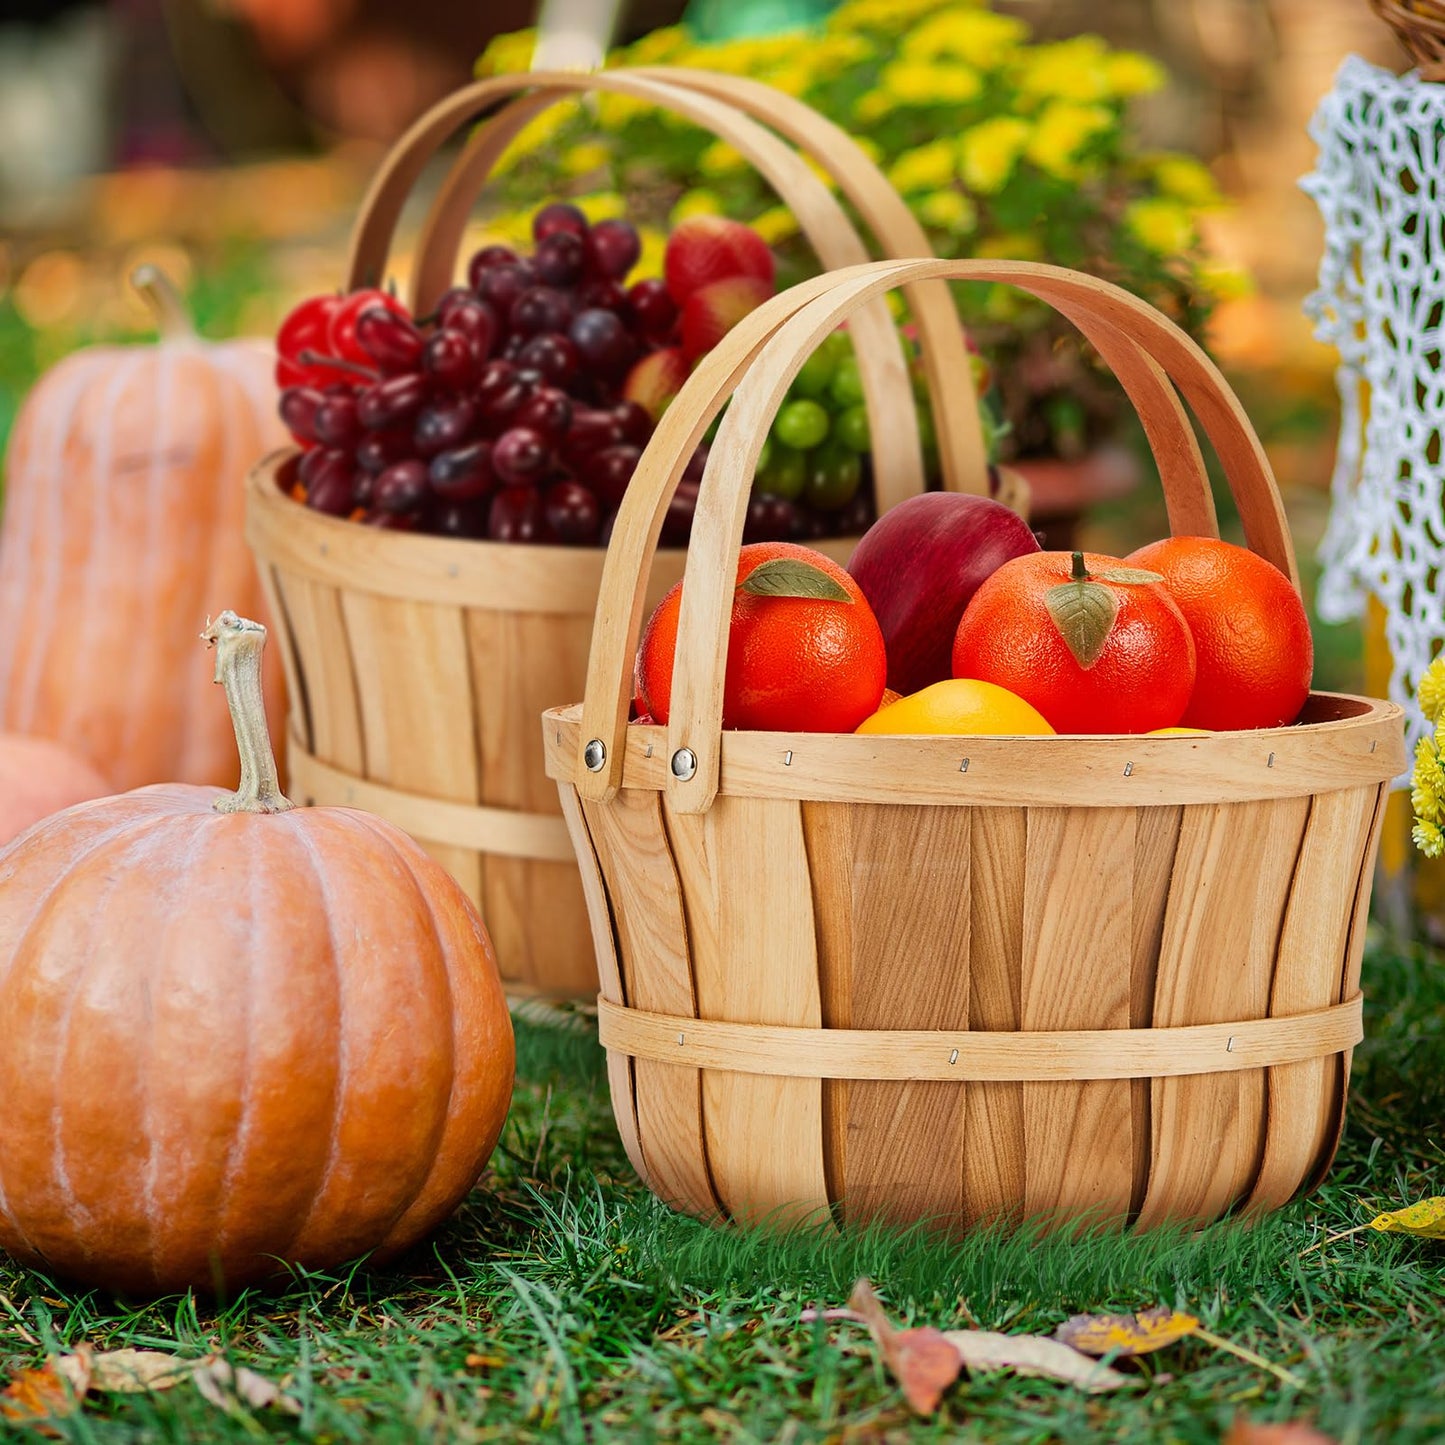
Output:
[{"xmin": 0, "ymin": 268, "xmax": 287, "ymax": 789}]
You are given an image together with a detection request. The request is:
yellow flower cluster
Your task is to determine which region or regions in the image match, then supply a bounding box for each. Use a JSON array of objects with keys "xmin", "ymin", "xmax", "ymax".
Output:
[
  {"xmin": 1014, "ymin": 36, "xmax": 1163, "ymax": 105},
  {"xmin": 958, "ymin": 117, "xmax": 1030, "ymax": 194},
  {"xmin": 1414, "ymin": 658, "xmax": 1445, "ymax": 856},
  {"xmin": 1124, "ymin": 197, "xmax": 1196, "ymax": 255},
  {"xmin": 1025, "ymin": 101, "xmax": 1113, "ymax": 179},
  {"xmin": 900, "ymin": 8, "xmax": 1026, "ymax": 68}
]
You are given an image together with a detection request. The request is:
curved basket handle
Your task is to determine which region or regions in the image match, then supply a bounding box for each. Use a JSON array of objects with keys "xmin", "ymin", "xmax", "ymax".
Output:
[
  {"xmin": 573, "ymin": 259, "xmax": 1292, "ymax": 810},
  {"xmin": 345, "ymin": 69, "xmax": 929, "ymax": 509},
  {"xmin": 409, "ymin": 65, "xmax": 990, "ymax": 504}
]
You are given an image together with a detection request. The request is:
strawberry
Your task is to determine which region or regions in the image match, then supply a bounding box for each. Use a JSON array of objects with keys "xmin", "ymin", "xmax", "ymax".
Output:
[
  {"xmin": 622, "ymin": 347, "xmax": 690, "ymax": 421},
  {"xmin": 665, "ymin": 217, "xmax": 775, "ymax": 305},
  {"xmin": 680, "ymin": 277, "xmax": 772, "ymax": 361}
]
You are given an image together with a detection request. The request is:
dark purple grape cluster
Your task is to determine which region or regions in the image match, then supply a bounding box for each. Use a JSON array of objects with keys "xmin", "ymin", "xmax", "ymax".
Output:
[{"xmin": 276, "ymin": 204, "xmax": 703, "ymax": 545}]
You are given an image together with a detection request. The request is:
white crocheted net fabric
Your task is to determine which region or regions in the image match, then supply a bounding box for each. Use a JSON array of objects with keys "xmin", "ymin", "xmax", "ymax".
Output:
[{"xmin": 1304, "ymin": 56, "xmax": 1445, "ymax": 765}]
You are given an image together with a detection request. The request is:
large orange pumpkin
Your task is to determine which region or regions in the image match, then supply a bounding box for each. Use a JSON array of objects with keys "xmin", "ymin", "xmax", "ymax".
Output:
[
  {"xmin": 0, "ymin": 612, "xmax": 514, "ymax": 1296},
  {"xmin": 0, "ymin": 267, "xmax": 287, "ymax": 790},
  {"xmin": 0, "ymin": 732, "xmax": 111, "ymax": 845}
]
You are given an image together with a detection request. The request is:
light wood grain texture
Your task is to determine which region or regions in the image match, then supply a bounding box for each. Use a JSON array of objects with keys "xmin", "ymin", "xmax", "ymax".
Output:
[
  {"xmin": 664, "ymin": 795, "xmax": 829, "ymax": 1226},
  {"xmin": 1020, "ymin": 808, "xmax": 1135, "ymax": 1227},
  {"xmin": 583, "ymin": 789, "xmax": 718, "ymax": 1217},
  {"xmin": 546, "ymin": 699, "xmax": 1406, "ymax": 808},
  {"xmin": 595, "ymin": 997, "xmax": 1364, "ymax": 1080},
  {"xmin": 823, "ymin": 805, "xmax": 972, "ymax": 1227},
  {"xmin": 557, "ymin": 785, "xmax": 648, "ymax": 1185},
  {"xmin": 271, "ymin": 574, "xmax": 365, "ymax": 777},
  {"xmin": 965, "ymin": 808, "xmax": 1027, "ymax": 1227},
  {"xmin": 1137, "ymin": 798, "xmax": 1310, "ymax": 1227},
  {"xmin": 1246, "ymin": 787, "xmax": 1374, "ymax": 1212},
  {"xmin": 337, "ymin": 590, "xmax": 482, "ymax": 905}
]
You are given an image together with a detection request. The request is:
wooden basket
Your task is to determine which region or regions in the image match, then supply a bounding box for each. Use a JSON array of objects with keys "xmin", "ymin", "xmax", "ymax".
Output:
[
  {"xmin": 245, "ymin": 68, "xmax": 1001, "ymax": 1000},
  {"xmin": 544, "ymin": 257, "xmax": 1407, "ymax": 1231}
]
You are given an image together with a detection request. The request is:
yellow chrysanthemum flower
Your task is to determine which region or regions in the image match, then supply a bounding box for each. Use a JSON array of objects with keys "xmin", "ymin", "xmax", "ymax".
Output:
[
  {"xmin": 1198, "ymin": 262, "xmax": 1253, "ymax": 302},
  {"xmin": 880, "ymin": 59, "xmax": 982, "ymax": 106},
  {"xmin": 852, "ymin": 135, "xmax": 884, "ymax": 165},
  {"xmin": 810, "ymin": 32, "xmax": 873, "ymax": 74},
  {"xmin": 918, "ymin": 189, "xmax": 977, "ymax": 232},
  {"xmin": 671, "ymin": 189, "xmax": 724, "ymax": 225},
  {"xmin": 972, "ymin": 231, "xmax": 1042, "ymax": 260},
  {"xmin": 751, "ymin": 205, "xmax": 800, "ymax": 245},
  {"xmin": 596, "ymin": 92, "xmax": 650, "ymax": 129},
  {"xmin": 803, "ymin": 153, "xmax": 840, "ymax": 191},
  {"xmin": 829, "ymin": 0, "xmax": 962, "ymax": 33},
  {"xmin": 699, "ymin": 140, "xmax": 749, "ymax": 179},
  {"xmin": 854, "ymin": 90, "xmax": 896, "ymax": 124},
  {"xmin": 1124, "ymin": 197, "xmax": 1195, "ymax": 254},
  {"xmin": 1150, "ymin": 153, "xmax": 1222, "ymax": 207},
  {"xmin": 1024, "ymin": 101, "xmax": 1114, "ymax": 179},
  {"xmin": 477, "ymin": 28, "xmax": 535, "ymax": 77},
  {"xmin": 1104, "ymin": 50, "xmax": 1166, "ymax": 97},
  {"xmin": 958, "ymin": 118, "xmax": 1031, "ymax": 194},
  {"xmin": 635, "ymin": 227, "xmax": 668, "ymax": 284},
  {"xmin": 1016, "ymin": 36, "xmax": 1110, "ymax": 103},
  {"xmin": 887, "ymin": 139, "xmax": 959, "ymax": 194},
  {"xmin": 1414, "ymin": 819, "xmax": 1445, "ymax": 858},
  {"xmin": 575, "ymin": 192, "xmax": 627, "ymax": 223},
  {"xmin": 902, "ymin": 8, "xmax": 1027, "ymax": 68},
  {"xmin": 492, "ymin": 102, "xmax": 580, "ymax": 177},
  {"xmin": 618, "ymin": 25, "xmax": 687, "ymax": 65},
  {"xmin": 1413, "ymin": 734, "xmax": 1443, "ymax": 791},
  {"xmin": 1418, "ymin": 655, "xmax": 1445, "ymax": 722},
  {"xmin": 562, "ymin": 142, "xmax": 611, "ymax": 177}
]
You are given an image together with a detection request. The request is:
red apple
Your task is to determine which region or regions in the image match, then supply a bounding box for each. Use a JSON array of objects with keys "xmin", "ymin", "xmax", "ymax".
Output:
[{"xmin": 848, "ymin": 491, "xmax": 1041, "ymax": 696}]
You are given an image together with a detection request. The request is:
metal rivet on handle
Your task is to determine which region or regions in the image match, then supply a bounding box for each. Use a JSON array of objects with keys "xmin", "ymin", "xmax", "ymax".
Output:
[
  {"xmin": 671, "ymin": 747, "xmax": 698, "ymax": 781},
  {"xmin": 583, "ymin": 738, "xmax": 607, "ymax": 772}
]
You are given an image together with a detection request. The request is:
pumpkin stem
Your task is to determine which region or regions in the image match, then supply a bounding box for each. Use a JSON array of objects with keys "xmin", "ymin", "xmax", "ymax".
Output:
[
  {"xmin": 131, "ymin": 265, "xmax": 194, "ymax": 339},
  {"xmin": 202, "ymin": 611, "xmax": 295, "ymax": 815}
]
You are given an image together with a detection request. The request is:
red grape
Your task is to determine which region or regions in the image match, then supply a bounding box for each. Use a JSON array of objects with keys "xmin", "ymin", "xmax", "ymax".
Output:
[
  {"xmin": 488, "ymin": 486, "xmax": 548, "ymax": 542},
  {"xmin": 585, "ymin": 444, "xmax": 642, "ymax": 507},
  {"xmin": 533, "ymin": 202, "xmax": 588, "ymax": 242},
  {"xmin": 433, "ymin": 499, "xmax": 492, "ymax": 538},
  {"xmin": 576, "ymin": 278, "xmax": 628, "ymax": 313},
  {"xmin": 683, "ymin": 443, "xmax": 709, "ymax": 485},
  {"xmin": 515, "ymin": 387, "xmax": 573, "ymax": 442},
  {"xmin": 563, "ymin": 407, "xmax": 624, "ymax": 457},
  {"xmin": 492, "ymin": 426, "xmax": 551, "ymax": 486},
  {"xmin": 466, "ymin": 245, "xmax": 518, "ymax": 290},
  {"xmin": 627, "ymin": 278, "xmax": 678, "ymax": 341},
  {"xmin": 544, "ymin": 480, "xmax": 602, "ymax": 544},
  {"xmin": 329, "ymin": 289, "xmax": 408, "ymax": 366},
  {"xmin": 569, "ymin": 308, "xmax": 635, "ymax": 374},
  {"xmin": 438, "ymin": 293, "xmax": 498, "ymax": 357},
  {"xmin": 534, "ymin": 231, "xmax": 587, "ymax": 287},
  {"xmin": 511, "ymin": 286, "xmax": 575, "ymax": 337},
  {"xmin": 477, "ymin": 262, "xmax": 535, "ymax": 317},
  {"xmin": 587, "ymin": 219, "xmax": 641, "ymax": 280},
  {"xmin": 279, "ymin": 386, "xmax": 324, "ymax": 444},
  {"xmin": 516, "ymin": 332, "xmax": 578, "ymax": 386},
  {"xmin": 429, "ymin": 441, "xmax": 496, "ymax": 501},
  {"xmin": 355, "ymin": 305, "xmax": 423, "ymax": 372},
  {"xmin": 612, "ymin": 400, "xmax": 653, "ymax": 446},
  {"xmin": 357, "ymin": 373, "xmax": 427, "ymax": 431},
  {"xmin": 313, "ymin": 394, "xmax": 360, "ymax": 449},
  {"xmin": 744, "ymin": 494, "xmax": 798, "ymax": 542},
  {"xmin": 475, "ymin": 360, "xmax": 534, "ymax": 427},
  {"xmin": 356, "ymin": 430, "xmax": 410, "ymax": 473},
  {"xmin": 373, "ymin": 460, "xmax": 429, "ymax": 514},
  {"xmin": 423, "ymin": 330, "xmax": 480, "ymax": 391},
  {"xmin": 300, "ymin": 448, "xmax": 356, "ymax": 515},
  {"xmin": 365, "ymin": 511, "xmax": 421, "ymax": 531},
  {"xmin": 414, "ymin": 398, "xmax": 477, "ymax": 457},
  {"xmin": 276, "ymin": 294, "xmax": 345, "ymax": 388},
  {"xmin": 659, "ymin": 480, "xmax": 700, "ymax": 546}
]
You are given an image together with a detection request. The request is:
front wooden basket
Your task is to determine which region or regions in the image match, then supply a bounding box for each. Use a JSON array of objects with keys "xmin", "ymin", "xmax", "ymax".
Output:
[
  {"xmin": 245, "ymin": 65, "xmax": 1000, "ymax": 1000},
  {"xmin": 545, "ymin": 257, "xmax": 1406, "ymax": 1232}
]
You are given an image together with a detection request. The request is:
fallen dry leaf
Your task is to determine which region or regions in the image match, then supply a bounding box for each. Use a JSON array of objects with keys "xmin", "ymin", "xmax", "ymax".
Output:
[
  {"xmin": 0, "ymin": 1358, "xmax": 84, "ymax": 1435},
  {"xmin": 848, "ymin": 1280, "xmax": 962, "ymax": 1416},
  {"xmin": 940, "ymin": 1329, "xmax": 1132, "ymax": 1394},
  {"xmin": 1367, "ymin": 1196, "xmax": 1445, "ymax": 1240},
  {"xmin": 54, "ymin": 1347, "xmax": 194, "ymax": 1395},
  {"xmin": 1056, "ymin": 1306, "xmax": 1200, "ymax": 1357},
  {"xmin": 1224, "ymin": 1417, "xmax": 1338, "ymax": 1444},
  {"xmin": 191, "ymin": 1357, "xmax": 301, "ymax": 1416}
]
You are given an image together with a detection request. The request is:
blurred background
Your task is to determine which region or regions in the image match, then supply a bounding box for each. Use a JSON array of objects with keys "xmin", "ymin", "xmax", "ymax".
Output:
[{"xmin": 0, "ymin": 0, "xmax": 1413, "ymax": 697}]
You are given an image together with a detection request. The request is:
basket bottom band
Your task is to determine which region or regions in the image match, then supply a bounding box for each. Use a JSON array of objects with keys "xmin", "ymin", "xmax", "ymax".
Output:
[
  {"xmin": 286, "ymin": 733, "xmax": 574, "ymax": 861},
  {"xmin": 595, "ymin": 995, "xmax": 1363, "ymax": 1081}
]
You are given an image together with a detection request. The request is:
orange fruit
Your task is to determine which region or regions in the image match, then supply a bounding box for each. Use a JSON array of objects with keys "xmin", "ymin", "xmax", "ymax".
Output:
[
  {"xmin": 856, "ymin": 679, "xmax": 1054, "ymax": 736},
  {"xmin": 951, "ymin": 550, "xmax": 1196, "ymax": 734},
  {"xmin": 637, "ymin": 541, "xmax": 887, "ymax": 732},
  {"xmin": 1147, "ymin": 726, "xmax": 1211, "ymax": 736},
  {"xmin": 1126, "ymin": 537, "xmax": 1313, "ymax": 730}
]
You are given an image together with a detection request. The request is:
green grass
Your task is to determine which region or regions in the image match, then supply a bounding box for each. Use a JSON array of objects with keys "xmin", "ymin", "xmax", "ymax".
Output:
[{"xmin": 3, "ymin": 935, "xmax": 1443, "ymax": 1443}]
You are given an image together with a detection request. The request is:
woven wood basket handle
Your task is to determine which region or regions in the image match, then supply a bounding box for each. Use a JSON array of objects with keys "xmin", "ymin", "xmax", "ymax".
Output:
[
  {"xmin": 343, "ymin": 68, "xmax": 958, "ymax": 510},
  {"xmin": 575, "ymin": 257, "xmax": 1294, "ymax": 810}
]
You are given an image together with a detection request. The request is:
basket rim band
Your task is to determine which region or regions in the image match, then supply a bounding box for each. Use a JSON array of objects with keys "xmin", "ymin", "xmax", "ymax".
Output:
[
  {"xmin": 286, "ymin": 734, "xmax": 574, "ymax": 861},
  {"xmin": 595, "ymin": 994, "xmax": 1363, "ymax": 1081}
]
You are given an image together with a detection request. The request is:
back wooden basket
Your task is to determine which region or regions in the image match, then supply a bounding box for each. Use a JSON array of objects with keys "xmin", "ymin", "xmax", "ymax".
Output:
[
  {"xmin": 245, "ymin": 66, "xmax": 999, "ymax": 1001},
  {"xmin": 545, "ymin": 257, "xmax": 1406, "ymax": 1232}
]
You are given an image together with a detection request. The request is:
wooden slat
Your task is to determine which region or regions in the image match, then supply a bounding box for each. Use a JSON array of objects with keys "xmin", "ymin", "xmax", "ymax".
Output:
[
  {"xmin": 338, "ymin": 591, "xmax": 481, "ymax": 905},
  {"xmin": 1020, "ymin": 807, "xmax": 1135, "ymax": 1228},
  {"xmin": 582, "ymin": 789, "xmax": 718, "ymax": 1217},
  {"xmin": 1137, "ymin": 797, "xmax": 1311, "ymax": 1227},
  {"xmin": 1129, "ymin": 805, "xmax": 1183, "ymax": 1212},
  {"xmin": 965, "ymin": 808, "xmax": 1027, "ymax": 1227},
  {"xmin": 272, "ymin": 573, "xmax": 365, "ymax": 776},
  {"xmin": 665, "ymin": 795, "xmax": 829, "ymax": 1226},
  {"xmin": 1246, "ymin": 787, "xmax": 1374, "ymax": 1212},
  {"xmin": 822, "ymin": 805, "xmax": 971, "ymax": 1227}
]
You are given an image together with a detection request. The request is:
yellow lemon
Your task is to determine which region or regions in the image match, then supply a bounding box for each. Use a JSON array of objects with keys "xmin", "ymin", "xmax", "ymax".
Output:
[
  {"xmin": 1146, "ymin": 726, "xmax": 1212, "ymax": 736},
  {"xmin": 856, "ymin": 679, "xmax": 1055, "ymax": 736}
]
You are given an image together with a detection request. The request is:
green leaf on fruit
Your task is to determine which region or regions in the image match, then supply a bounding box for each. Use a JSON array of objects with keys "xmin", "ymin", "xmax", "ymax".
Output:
[
  {"xmin": 1092, "ymin": 566, "xmax": 1164, "ymax": 586},
  {"xmin": 740, "ymin": 558, "xmax": 851, "ymax": 603},
  {"xmin": 1044, "ymin": 580, "xmax": 1118, "ymax": 670}
]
